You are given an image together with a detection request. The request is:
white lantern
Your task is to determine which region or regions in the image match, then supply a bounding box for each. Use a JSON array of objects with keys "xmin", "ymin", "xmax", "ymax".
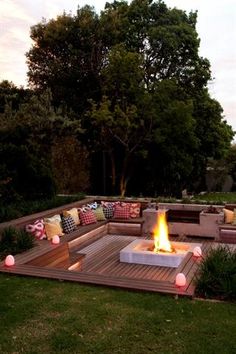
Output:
[
  {"xmin": 5, "ymin": 255, "xmax": 15, "ymax": 267},
  {"xmin": 51, "ymin": 235, "xmax": 60, "ymax": 245},
  {"xmin": 175, "ymin": 273, "xmax": 186, "ymax": 287},
  {"xmin": 193, "ymin": 246, "xmax": 202, "ymax": 257}
]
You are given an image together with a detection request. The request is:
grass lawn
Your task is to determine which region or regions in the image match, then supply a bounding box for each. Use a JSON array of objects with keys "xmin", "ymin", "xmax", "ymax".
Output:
[
  {"xmin": 193, "ymin": 192, "xmax": 236, "ymax": 204},
  {"xmin": 0, "ymin": 275, "xmax": 236, "ymax": 354}
]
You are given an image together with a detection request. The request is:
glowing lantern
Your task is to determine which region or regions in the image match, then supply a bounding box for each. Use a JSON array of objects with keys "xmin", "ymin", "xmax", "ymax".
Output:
[
  {"xmin": 193, "ymin": 246, "xmax": 202, "ymax": 257},
  {"xmin": 5, "ymin": 255, "xmax": 15, "ymax": 267},
  {"xmin": 175, "ymin": 273, "xmax": 186, "ymax": 287},
  {"xmin": 51, "ymin": 235, "xmax": 60, "ymax": 245}
]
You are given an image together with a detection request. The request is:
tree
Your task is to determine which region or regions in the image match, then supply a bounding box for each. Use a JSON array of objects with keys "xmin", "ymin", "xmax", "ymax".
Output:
[
  {"xmin": 0, "ymin": 90, "xmax": 83, "ymax": 200},
  {"xmin": 25, "ymin": 0, "xmax": 234, "ymax": 196},
  {"xmin": 26, "ymin": 6, "xmax": 102, "ymax": 114}
]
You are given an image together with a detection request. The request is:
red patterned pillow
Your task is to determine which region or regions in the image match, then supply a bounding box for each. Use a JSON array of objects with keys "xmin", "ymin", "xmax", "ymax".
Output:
[
  {"xmin": 79, "ymin": 210, "xmax": 97, "ymax": 225},
  {"xmin": 25, "ymin": 219, "xmax": 47, "ymax": 240},
  {"xmin": 129, "ymin": 203, "xmax": 141, "ymax": 218},
  {"xmin": 113, "ymin": 204, "xmax": 130, "ymax": 219}
]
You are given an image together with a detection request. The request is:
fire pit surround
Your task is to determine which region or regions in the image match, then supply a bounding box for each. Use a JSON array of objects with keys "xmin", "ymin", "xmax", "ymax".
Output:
[{"xmin": 120, "ymin": 210, "xmax": 202, "ymax": 268}]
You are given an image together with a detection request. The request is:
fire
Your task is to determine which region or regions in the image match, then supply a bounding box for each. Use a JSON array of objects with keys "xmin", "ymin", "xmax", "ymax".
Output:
[{"xmin": 153, "ymin": 210, "xmax": 174, "ymax": 253}]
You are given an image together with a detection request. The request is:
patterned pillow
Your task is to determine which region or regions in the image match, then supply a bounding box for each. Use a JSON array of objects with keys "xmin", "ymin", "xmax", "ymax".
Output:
[
  {"xmin": 129, "ymin": 203, "xmax": 141, "ymax": 218},
  {"xmin": 25, "ymin": 219, "xmax": 47, "ymax": 240},
  {"xmin": 61, "ymin": 216, "xmax": 77, "ymax": 234},
  {"xmin": 87, "ymin": 202, "xmax": 98, "ymax": 210},
  {"xmin": 44, "ymin": 214, "xmax": 62, "ymax": 224},
  {"xmin": 113, "ymin": 204, "xmax": 130, "ymax": 219},
  {"xmin": 93, "ymin": 206, "xmax": 106, "ymax": 221},
  {"xmin": 44, "ymin": 221, "xmax": 64, "ymax": 240},
  {"xmin": 63, "ymin": 208, "xmax": 80, "ymax": 225},
  {"xmin": 79, "ymin": 210, "xmax": 97, "ymax": 225},
  {"xmin": 78, "ymin": 205, "xmax": 91, "ymax": 213},
  {"xmin": 223, "ymin": 208, "xmax": 234, "ymax": 224},
  {"xmin": 102, "ymin": 204, "xmax": 114, "ymax": 219}
]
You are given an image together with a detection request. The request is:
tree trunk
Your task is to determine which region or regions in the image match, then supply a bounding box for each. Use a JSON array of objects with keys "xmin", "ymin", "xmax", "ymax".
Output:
[
  {"xmin": 109, "ymin": 151, "xmax": 116, "ymax": 194},
  {"xmin": 119, "ymin": 154, "xmax": 130, "ymax": 197}
]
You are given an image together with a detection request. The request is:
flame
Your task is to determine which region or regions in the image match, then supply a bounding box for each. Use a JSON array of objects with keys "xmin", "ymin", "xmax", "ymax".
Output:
[{"xmin": 153, "ymin": 210, "xmax": 173, "ymax": 253}]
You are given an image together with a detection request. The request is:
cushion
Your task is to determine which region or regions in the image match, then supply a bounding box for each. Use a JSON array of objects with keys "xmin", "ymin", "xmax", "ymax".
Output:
[
  {"xmin": 44, "ymin": 214, "xmax": 61, "ymax": 224},
  {"xmin": 25, "ymin": 219, "xmax": 47, "ymax": 240},
  {"xmin": 79, "ymin": 210, "xmax": 97, "ymax": 225},
  {"xmin": 78, "ymin": 205, "xmax": 91, "ymax": 213},
  {"xmin": 61, "ymin": 215, "xmax": 77, "ymax": 234},
  {"xmin": 113, "ymin": 204, "xmax": 130, "ymax": 219},
  {"xmin": 129, "ymin": 203, "xmax": 141, "ymax": 218},
  {"xmin": 102, "ymin": 204, "xmax": 114, "ymax": 219},
  {"xmin": 232, "ymin": 209, "xmax": 236, "ymax": 225},
  {"xmin": 87, "ymin": 202, "xmax": 98, "ymax": 210},
  {"xmin": 63, "ymin": 208, "xmax": 80, "ymax": 225},
  {"xmin": 44, "ymin": 221, "xmax": 64, "ymax": 240},
  {"xmin": 223, "ymin": 208, "xmax": 234, "ymax": 224},
  {"xmin": 93, "ymin": 206, "xmax": 106, "ymax": 221}
]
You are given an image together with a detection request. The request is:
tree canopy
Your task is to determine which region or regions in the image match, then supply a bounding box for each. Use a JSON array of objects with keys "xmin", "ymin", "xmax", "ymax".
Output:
[{"xmin": 2, "ymin": 0, "xmax": 234, "ymax": 197}]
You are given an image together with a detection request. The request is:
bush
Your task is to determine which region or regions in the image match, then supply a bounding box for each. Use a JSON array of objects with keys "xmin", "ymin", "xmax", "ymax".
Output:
[
  {"xmin": 195, "ymin": 245, "xmax": 236, "ymax": 301},
  {"xmin": 0, "ymin": 226, "xmax": 35, "ymax": 260}
]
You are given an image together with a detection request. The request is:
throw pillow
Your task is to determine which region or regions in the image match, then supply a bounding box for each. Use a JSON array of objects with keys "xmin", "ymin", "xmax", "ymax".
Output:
[
  {"xmin": 44, "ymin": 221, "xmax": 64, "ymax": 240},
  {"xmin": 113, "ymin": 204, "xmax": 130, "ymax": 219},
  {"xmin": 129, "ymin": 203, "xmax": 141, "ymax": 218},
  {"xmin": 102, "ymin": 204, "xmax": 114, "ymax": 219},
  {"xmin": 61, "ymin": 215, "xmax": 77, "ymax": 234},
  {"xmin": 93, "ymin": 206, "xmax": 106, "ymax": 221},
  {"xmin": 44, "ymin": 214, "xmax": 62, "ymax": 224},
  {"xmin": 223, "ymin": 208, "xmax": 234, "ymax": 224},
  {"xmin": 232, "ymin": 209, "xmax": 236, "ymax": 225},
  {"xmin": 63, "ymin": 208, "xmax": 80, "ymax": 225},
  {"xmin": 87, "ymin": 202, "xmax": 98, "ymax": 210},
  {"xmin": 25, "ymin": 219, "xmax": 47, "ymax": 240},
  {"xmin": 79, "ymin": 210, "xmax": 97, "ymax": 225}
]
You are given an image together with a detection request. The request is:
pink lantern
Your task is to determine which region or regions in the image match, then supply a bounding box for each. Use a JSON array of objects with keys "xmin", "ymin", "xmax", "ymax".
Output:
[
  {"xmin": 175, "ymin": 273, "xmax": 186, "ymax": 287},
  {"xmin": 51, "ymin": 235, "xmax": 60, "ymax": 245},
  {"xmin": 5, "ymin": 255, "xmax": 15, "ymax": 267},
  {"xmin": 193, "ymin": 246, "xmax": 202, "ymax": 257}
]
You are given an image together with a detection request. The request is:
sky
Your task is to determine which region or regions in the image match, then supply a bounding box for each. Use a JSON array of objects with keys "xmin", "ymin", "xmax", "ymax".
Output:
[{"xmin": 0, "ymin": 0, "xmax": 235, "ymax": 132}]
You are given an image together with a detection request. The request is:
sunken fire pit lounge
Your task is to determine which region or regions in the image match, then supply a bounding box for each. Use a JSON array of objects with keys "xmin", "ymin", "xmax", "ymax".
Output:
[{"xmin": 1, "ymin": 197, "xmax": 236, "ymax": 298}]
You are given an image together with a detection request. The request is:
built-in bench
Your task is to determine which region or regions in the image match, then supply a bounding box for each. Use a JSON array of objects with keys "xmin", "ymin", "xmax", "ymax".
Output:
[
  {"xmin": 26, "ymin": 242, "xmax": 85, "ymax": 270},
  {"xmin": 218, "ymin": 204, "xmax": 236, "ymax": 244}
]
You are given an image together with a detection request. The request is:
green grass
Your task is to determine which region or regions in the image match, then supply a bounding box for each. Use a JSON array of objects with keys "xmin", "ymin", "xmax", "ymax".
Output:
[
  {"xmin": 193, "ymin": 192, "xmax": 236, "ymax": 204},
  {"xmin": 0, "ymin": 275, "xmax": 236, "ymax": 354}
]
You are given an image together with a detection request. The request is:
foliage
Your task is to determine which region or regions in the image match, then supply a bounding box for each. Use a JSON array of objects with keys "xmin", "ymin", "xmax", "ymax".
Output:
[
  {"xmin": 0, "ymin": 1, "xmax": 231, "ymax": 197},
  {"xmin": 195, "ymin": 245, "xmax": 236, "ymax": 301},
  {"xmin": 0, "ymin": 194, "xmax": 85, "ymax": 223},
  {"xmin": 0, "ymin": 275, "xmax": 236, "ymax": 353},
  {"xmin": 0, "ymin": 227, "xmax": 35, "ymax": 260},
  {"xmin": 0, "ymin": 89, "xmax": 84, "ymax": 201}
]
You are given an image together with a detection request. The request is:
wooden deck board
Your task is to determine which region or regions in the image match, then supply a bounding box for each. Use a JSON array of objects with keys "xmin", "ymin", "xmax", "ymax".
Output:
[{"xmin": 0, "ymin": 234, "xmax": 214, "ymax": 297}]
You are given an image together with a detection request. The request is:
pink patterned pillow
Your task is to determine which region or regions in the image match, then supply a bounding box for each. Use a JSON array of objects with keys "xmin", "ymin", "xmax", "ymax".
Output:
[
  {"xmin": 79, "ymin": 210, "xmax": 97, "ymax": 225},
  {"xmin": 129, "ymin": 203, "xmax": 141, "ymax": 218},
  {"xmin": 113, "ymin": 204, "xmax": 130, "ymax": 219},
  {"xmin": 25, "ymin": 219, "xmax": 47, "ymax": 240}
]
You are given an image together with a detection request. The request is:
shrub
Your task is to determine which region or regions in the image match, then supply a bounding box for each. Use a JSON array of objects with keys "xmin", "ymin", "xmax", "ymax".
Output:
[
  {"xmin": 0, "ymin": 226, "xmax": 35, "ymax": 260},
  {"xmin": 195, "ymin": 245, "xmax": 236, "ymax": 301}
]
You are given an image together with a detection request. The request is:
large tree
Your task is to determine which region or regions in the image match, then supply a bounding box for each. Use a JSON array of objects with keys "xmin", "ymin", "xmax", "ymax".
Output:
[{"xmin": 26, "ymin": 0, "xmax": 234, "ymax": 196}]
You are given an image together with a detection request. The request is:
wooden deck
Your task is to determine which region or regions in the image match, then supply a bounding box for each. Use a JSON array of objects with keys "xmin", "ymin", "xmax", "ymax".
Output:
[{"xmin": 0, "ymin": 232, "xmax": 213, "ymax": 298}]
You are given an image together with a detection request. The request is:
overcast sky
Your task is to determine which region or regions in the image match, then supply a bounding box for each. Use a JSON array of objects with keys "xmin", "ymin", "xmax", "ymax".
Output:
[{"xmin": 1, "ymin": 0, "xmax": 235, "ymax": 132}]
